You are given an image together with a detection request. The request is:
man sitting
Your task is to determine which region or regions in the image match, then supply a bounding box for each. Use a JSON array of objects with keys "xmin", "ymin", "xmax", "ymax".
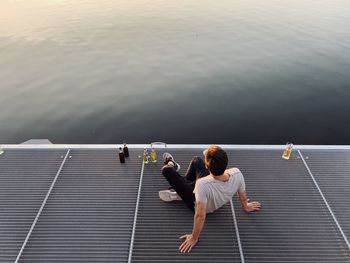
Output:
[{"xmin": 159, "ymin": 144, "xmax": 261, "ymax": 253}]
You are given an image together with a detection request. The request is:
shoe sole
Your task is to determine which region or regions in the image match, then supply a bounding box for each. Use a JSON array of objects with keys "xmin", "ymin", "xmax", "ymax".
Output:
[
  {"xmin": 159, "ymin": 190, "xmax": 182, "ymax": 202},
  {"xmin": 162, "ymin": 152, "xmax": 181, "ymax": 172}
]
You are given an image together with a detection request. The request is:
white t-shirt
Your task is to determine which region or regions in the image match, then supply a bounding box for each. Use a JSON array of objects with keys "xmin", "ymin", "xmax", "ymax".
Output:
[{"xmin": 193, "ymin": 168, "xmax": 246, "ymax": 214}]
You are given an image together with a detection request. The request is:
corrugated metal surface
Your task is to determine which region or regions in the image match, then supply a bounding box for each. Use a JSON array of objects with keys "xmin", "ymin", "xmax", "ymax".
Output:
[
  {"xmin": 131, "ymin": 149, "xmax": 242, "ymax": 263},
  {"xmin": 1, "ymin": 146, "xmax": 350, "ymax": 262},
  {"xmin": 0, "ymin": 149, "xmax": 66, "ymax": 263},
  {"xmin": 228, "ymin": 149, "xmax": 350, "ymax": 263},
  {"xmin": 301, "ymin": 150, "xmax": 350, "ymax": 244},
  {"xmin": 19, "ymin": 149, "xmax": 142, "ymax": 262}
]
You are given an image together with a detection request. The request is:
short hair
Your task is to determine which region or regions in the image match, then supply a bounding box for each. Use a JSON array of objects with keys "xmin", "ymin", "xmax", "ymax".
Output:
[{"xmin": 205, "ymin": 145, "xmax": 228, "ymax": 176}]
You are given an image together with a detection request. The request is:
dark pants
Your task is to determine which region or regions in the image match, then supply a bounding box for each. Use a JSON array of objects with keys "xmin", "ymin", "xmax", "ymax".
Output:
[{"xmin": 161, "ymin": 156, "xmax": 210, "ymax": 211}]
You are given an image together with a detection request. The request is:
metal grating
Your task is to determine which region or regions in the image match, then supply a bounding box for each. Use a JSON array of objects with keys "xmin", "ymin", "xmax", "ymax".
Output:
[
  {"xmin": 19, "ymin": 149, "xmax": 142, "ymax": 262},
  {"xmin": 301, "ymin": 150, "xmax": 350, "ymax": 245},
  {"xmin": 0, "ymin": 149, "xmax": 66, "ymax": 263},
  {"xmin": 131, "ymin": 149, "xmax": 242, "ymax": 263},
  {"xmin": 1, "ymin": 146, "xmax": 350, "ymax": 262},
  {"xmin": 228, "ymin": 149, "xmax": 350, "ymax": 263}
]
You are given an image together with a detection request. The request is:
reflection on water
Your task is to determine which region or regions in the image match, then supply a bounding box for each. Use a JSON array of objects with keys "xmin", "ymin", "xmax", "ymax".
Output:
[{"xmin": 1, "ymin": 0, "xmax": 350, "ymax": 144}]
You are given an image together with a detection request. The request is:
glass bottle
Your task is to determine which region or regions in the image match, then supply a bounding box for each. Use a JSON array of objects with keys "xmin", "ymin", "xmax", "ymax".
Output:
[
  {"xmin": 151, "ymin": 146, "xmax": 157, "ymax": 164},
  {"xmin": 282, "ymin": 142, "xmax": 293, "ymax": 160},
  {"xmin": 143, "ymin": 148, "xmax": 150, "ymax": 164},
  {"xmin": 119, "ymin": 147, "xmax": 125, "ymax": 163},
  {"xmin": 123, "ymin": 143, "xmax": 129, "ymax": 158}
]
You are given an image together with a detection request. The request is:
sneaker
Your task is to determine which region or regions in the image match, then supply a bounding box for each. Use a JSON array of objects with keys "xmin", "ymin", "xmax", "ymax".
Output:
[
  {"xmin": 159, "ymin": 189, "xmax": 182, "ymax": 202},
  {"xmin": 162, "ymin": 152, "xmax": 181, "ymax": 172}
]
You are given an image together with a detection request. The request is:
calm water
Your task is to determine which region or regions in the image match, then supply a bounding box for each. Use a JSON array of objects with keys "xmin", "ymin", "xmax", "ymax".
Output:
[{"xmin": 1, "ymin": 0, "xmax": 350, "ymax": 144}]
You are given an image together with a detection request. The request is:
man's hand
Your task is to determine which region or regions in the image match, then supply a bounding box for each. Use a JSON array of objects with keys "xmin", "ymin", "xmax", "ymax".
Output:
[
  {"xmin": 238, "ymin": 192, "xmax": 262, "ymax": 212},
  {"xmin": 179, "ymin": 234, "xmax": 198, "ymax": 253},
  {"xmin": 244, "ymin": 200, "xmax": 261, "ymax": 212}
]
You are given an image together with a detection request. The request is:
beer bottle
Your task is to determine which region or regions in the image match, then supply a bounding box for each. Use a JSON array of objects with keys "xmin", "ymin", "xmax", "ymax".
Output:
[
  {"xmin": 151, "ymin": 146, "xmax": 157, "ymax": 164},
  {"xmin": 282, "ymin": 142, "xmax": 293, "ymax": 160},
  {"xmin": 123, "ymin": 143, "xmax": 129, "ymax": 157},
  {"xmin": 119, "ymin": 147, "xmax": 125, "ymax": 163},
  {"xmin": 143, "ymin": 148, "xmax": 150, "ymax": 164}
]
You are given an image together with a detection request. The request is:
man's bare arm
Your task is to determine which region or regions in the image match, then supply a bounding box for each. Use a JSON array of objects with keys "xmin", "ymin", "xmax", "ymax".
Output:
[
  {"xmin": 192, "ymin": 202, "xmax": 207, "ymax": 240},
  {"xmin": 179, "ymin": 201, "xmax": 207, "ymax": 253},
  {"xmin": 237, "ymin": 191, "xmax": 261, "ymax": 212}
]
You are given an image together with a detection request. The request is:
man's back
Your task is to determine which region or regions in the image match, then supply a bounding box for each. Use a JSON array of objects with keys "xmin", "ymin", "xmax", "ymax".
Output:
[{"xmin": 194, "ymin": 168, "xmax": 246, "ymax": 213}]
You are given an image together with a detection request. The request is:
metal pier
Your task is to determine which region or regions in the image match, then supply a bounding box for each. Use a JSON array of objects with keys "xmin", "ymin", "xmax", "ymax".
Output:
[{"xmin": 0, "ymin": 144, "xmax": 350, "ymax": 262}]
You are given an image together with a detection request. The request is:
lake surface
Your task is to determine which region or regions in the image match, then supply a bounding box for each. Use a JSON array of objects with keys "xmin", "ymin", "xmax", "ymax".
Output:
[{"xmin": 1, "ymin": 0, "xmax": 350, "ymax": 145}]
